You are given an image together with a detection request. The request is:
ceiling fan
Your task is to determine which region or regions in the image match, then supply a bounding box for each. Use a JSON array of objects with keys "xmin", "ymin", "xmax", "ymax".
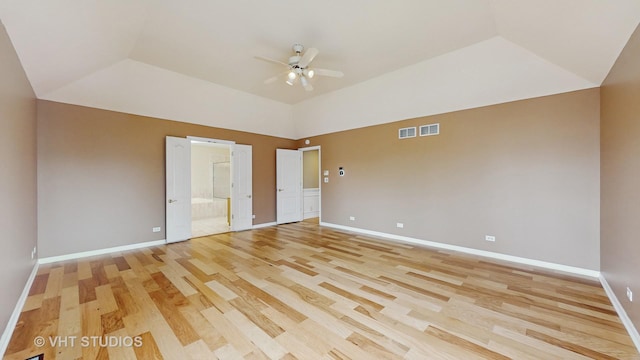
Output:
[{"xmin": 256, "ymin": 44, "xmax": 344, "ymax": 91}]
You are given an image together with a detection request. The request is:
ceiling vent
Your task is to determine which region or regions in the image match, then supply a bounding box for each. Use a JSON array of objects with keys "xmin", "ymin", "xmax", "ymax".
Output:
[
  {"xmin": 398, "ymin": 127, "xmax": 416, "ymax": 139},
  {"xmin": 420, "ymin": 123, "xmax": 439, "ymax": 136}
]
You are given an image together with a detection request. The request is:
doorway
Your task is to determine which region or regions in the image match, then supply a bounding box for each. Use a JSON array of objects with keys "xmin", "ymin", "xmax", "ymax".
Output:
[
  {"xmin": 300, "ymin": 146, "xmax": 321, "ymax": 222},
  {"xmin": 275, "ymin": 146, "xmax": 321, "ymax": 225},
  {"xmin": 166, "ymin": 136, "xmax": 253, "ymax": 243},
  {"xmin": 191, "ymin": 141, "xmax": 231, "ymax": 237}
]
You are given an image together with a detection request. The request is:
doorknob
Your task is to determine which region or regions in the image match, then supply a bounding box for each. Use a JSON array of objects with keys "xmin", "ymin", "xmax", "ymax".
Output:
[
  {"xmin": 247, "ymin": 195, "xmax": 252, "ymax": 198},
  {"xmin": 278, "ymin": 188, "xmax": 284, "ymax": 192},
  {"xmin": 168, "ymin": 199, "xmax": 178, "ymax": 203}
]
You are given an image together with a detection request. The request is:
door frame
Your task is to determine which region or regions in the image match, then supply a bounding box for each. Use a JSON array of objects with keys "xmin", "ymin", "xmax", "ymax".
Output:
[
  {"xmin": 189, "ymin": 138, "xmax": 233, "ymax": 235},
  {"xmin": 187, "ymin": 136, "xmax": 235, "ymax": 146},
  {"xmin": 299, "ymin": 145, "xmax": 321, "ymax": 222},
  {"xmin": 182, "ymin": 136, "xmax": 253, "ymax": 233}
]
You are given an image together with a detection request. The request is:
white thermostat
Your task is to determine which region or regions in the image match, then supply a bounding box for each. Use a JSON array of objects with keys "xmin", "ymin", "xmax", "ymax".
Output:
[{"xmin": 339, "ymin": 167, "xmax": 345, "ymax": 176}]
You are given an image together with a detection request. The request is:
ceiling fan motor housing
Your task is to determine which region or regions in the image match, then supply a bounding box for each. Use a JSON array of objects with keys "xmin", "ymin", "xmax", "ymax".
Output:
[
  {"xmin": 288, "ymin": 55, "xmax": 302, "ymax": 66},
  {"xmin": 289, "ymin": 44, "xmax": 305, "ymax": 66},
  {"xmin": 292, "ymin": 43, "xmax": 304, "ymax": 54}
]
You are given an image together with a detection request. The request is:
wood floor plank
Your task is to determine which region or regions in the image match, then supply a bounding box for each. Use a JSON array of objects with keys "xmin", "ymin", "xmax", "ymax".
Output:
[
  {"xmin": 213, "ymin": 343, "xmax": 245, "ymax": 360},
  {"xmin": 95, "ymin": 284, "xmax": 119, "ymax": 315},
  {"xmin": 425, "ymin": 325, "xmax": 510, "ymax": 360},
  {"xmin": 320, "ymin": 281, "xmax": 385, "ymax": 312},
  {"xmin": 21, "ymin": 294, "xmax": 44, "ymax": 313},
  {"xmin": 28, "ymin": 273, "xmax": 49, "ymax": 296},
  {"xmin": 43, "ymin": 266, "xmax": 64, "ymax": 300},
  {"xmin": 177, "ymin": 301, "xmax": 227, "ymax": 351},
  {"xmin": 346, "ymin": 316, "xmax": 410, "ymax": 354},
  {"xmin": 184, "ymin": 339, "xmax": 214, "ymax": 359},
  {"xmin": 4, "ymin": 220, "xmax": 639, "ymax": 359},
  {"xmin": 132, "ymin": 331, "xmax": 163, "ymax": 360},
  {"xmin": 148, "ymin": 290, "xmax": 200, "ymax": 346},
  {"xmin": 275, "ymin": 330, "xmax": 325, "ymax": 360},
  {"xmin": 56, "ymin": 285, "xmax": 82, "ymax": 359},
  {"xmin": 81, "ymin": 300, "xmax": 103, "ymax": 360},
  {"xmin": 224, "ymin": 308, "xmax": 288, "ymax": 359},
  {"xmin": 106, "ymin": 328, "xmax": 138, "ymax": 360},
  {"xmin": 526, "ymin": 328, "xmax": 620, "ymax": 360},
  {"xmin": 201, "ymin": 306, "xmax": 263, "ymax": 357}
]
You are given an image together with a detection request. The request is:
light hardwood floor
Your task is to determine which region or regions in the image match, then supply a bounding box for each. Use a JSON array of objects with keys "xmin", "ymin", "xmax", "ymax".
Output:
[{"xmin": 4, "ymin": 220, "xmax": 639, "ymax": 359}]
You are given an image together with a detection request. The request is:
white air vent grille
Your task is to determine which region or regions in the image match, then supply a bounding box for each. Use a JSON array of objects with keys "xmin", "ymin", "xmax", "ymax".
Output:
[
  {"xmin": 398, "ymin": 127, "xmax": 416, "ymax": 139},
  {"xmin": 420, "ymin": 123, "xmax": 440, "ymax": 136}
]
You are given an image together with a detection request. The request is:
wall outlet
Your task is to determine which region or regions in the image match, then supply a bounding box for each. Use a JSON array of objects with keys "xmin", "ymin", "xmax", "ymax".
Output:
[
  {"xmin": 485, "ymin": 235, "xmax": 496, "ymax": 242},
  {"xmin": 627, "ymin": 287, "xmax": 633, "ymax": 302},
  {"xmin": 396, "ymin": 222, "xmax": 404, "ymax": 228},
  {"xmin": 31, "ymin": 246, "xmax": 36, "ymax": 260},
  {"xmin": 152, "ymin": 227, "xmax": 161, "ymax": 233},
  {"xmin": 349, "ymin": 216, "xmax": 355, "ymax": 221}
]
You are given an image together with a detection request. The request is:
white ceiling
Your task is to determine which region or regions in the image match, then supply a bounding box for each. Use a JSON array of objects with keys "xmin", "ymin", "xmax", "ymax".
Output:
[{"xmin": 1, "ymin": 1, "xmax": 639, "ymax": 137}]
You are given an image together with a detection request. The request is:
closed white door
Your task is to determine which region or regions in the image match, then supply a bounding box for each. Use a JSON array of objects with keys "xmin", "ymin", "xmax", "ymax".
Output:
[
  {"xmin": 277, "ymin": 149, "xmax": 303, "ymax": 224},
  {"xmin": 166, "ymin": 136, "xmax": 192, "ymax": 243},
  {"xmin": 231, "ymin": 144, "xmax": 253, "ymax": 231}
]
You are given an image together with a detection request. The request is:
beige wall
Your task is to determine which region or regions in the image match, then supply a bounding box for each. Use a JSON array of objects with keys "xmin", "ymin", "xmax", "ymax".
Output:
[
  {"xmin": 303, "ymin": 150, "xmax": 319, "ymax": 189},
  {"xmin": 37, "ymin": 100, "xmax": 296, "ymax": 258},
  {"xmin": 0, "ymin": 22, "xmax": 37, "ymax": 333},
  {"xmin": 299, "ymin": 89, "xmax": 600, "ymax": 270},
  {"xmin": 601, "ymin": 24, "xmax": 640, "ymax": 334}
]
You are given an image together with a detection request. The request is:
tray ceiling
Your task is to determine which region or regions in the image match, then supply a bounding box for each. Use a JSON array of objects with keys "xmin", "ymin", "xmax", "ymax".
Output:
[{"xmin": 1, "ymin": 0, "xmax": 639, "ymax": 106}]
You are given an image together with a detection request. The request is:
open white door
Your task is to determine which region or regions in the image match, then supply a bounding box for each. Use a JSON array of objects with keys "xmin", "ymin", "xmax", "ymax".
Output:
[
  {"xmin": 166, "ymin": 136, "xmax": 192, "ymax": 243},
  {"xmin": 231, "ymin": 144, "xmax": 253, "ymax": 231},
  {"xmin": 277, "ymin": 149, "xmax": 303, "ymax": 224}
]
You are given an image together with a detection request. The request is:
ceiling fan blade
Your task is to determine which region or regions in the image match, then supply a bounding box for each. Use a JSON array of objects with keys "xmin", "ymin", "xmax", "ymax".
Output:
[
  {"xmin": 314, "ymin": 68, "xmax": 344, "ymax": 78},
  {"xmin": 303, "ymin": 82, "xmax": 314, "ymax": 91},
  {"xmin": 254, "ymin": 56, "xmax": 289, "ymax": 67},
  {"xmin": 263, "ymin": 70, "xmax": 289, "ymax": 84},
  {"xmin": 263, "ymin": 75, "xmax": 279, "ymax": 85},
  {"xmin": 298, "ymin": 47, "xmax": 319, "ymax": 68}
]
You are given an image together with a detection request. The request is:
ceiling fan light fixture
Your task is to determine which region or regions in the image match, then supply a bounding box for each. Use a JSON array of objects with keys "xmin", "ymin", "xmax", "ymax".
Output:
[
  {"xmin": 287, "ymin": 71, "xmax": 297, "ymax": 81},
  {"xmin": 300, "ymin": 75, "xmax": 309, "ymax": 87},
  {"xmin": 304, "ymin": 69, "xmax": 315, "ymax": 78},
  {"xmin": 286, "ymin": 75, "xmax": 298, "ymax": 86}
]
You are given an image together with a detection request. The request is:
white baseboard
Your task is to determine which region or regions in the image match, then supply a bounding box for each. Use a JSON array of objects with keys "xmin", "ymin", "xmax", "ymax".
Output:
[
  {"xmin": 599, "ymin": 275, "xmax": 640, "ymax": 353},
  {"xmin": 0, "ymin": 262, "xmax": 39, "ymax": 357},
  {"xmin": 253, "ymin": 222, "xmax": 276, "ymax": 229},
  {"xmin": 320, "ymin": 222, "xmax": 600, "ymax": 278},
  {"xmin": 38, "ymin": 239, "xmax": 166, "ymax": 264}
]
